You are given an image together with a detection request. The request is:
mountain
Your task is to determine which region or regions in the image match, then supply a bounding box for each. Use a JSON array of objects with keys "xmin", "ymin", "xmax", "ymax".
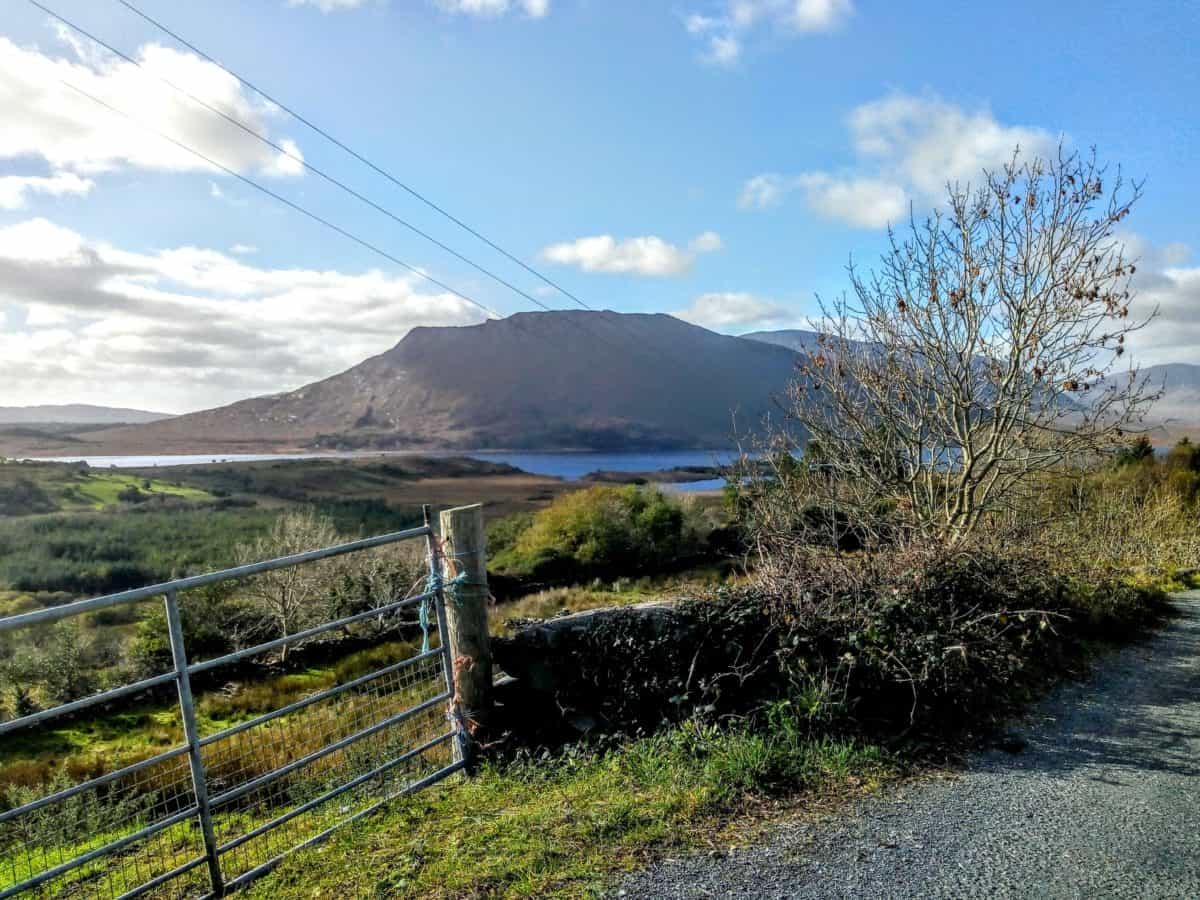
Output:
[
  {"xmin": 742, "ymin": 329, "xmax": 825, "ymax": 354},
  {"xmin": 92, "ymin": 312, "xmax": 804, "ymax": 453},
  {"xmin": 1131, "ymin": 363, "xmax": 1200, "ymax": 435},
  {"xmin": 745, "ymin": 333, "xmax": 1200, "ymax": 440},
  {"xmin": 0, "ymin": 404, "xmax": 171, "ymax": 425}
]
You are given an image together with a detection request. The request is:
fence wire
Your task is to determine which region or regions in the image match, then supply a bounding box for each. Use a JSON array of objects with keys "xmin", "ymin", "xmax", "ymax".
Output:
[{"xmin": 0, "ymin": 524, "xmax": 463, "ymax": 899}]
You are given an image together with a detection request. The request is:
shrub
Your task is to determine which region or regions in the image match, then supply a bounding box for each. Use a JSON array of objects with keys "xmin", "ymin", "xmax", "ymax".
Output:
[
  {"xmin": 1034, "ymin": 443, "xmax": 1200, "ymax": 586},
  {"xmin": 759, "ymin": 539, "xmax": 1175, "ymax": 738},
  {"xmin": 0, "ymin": 478, "xmax": 55, "ymax": 516},
  {"xmin": 129, "ymin": 582, "xmax": 248, "ymax": 676},
  {"xmin": 116, "ymin": 485, "xmax": 149, "ymax": 504},
  {"xmin": 491, "ymin": 486, "xmax": 703, "ymax": 583}
]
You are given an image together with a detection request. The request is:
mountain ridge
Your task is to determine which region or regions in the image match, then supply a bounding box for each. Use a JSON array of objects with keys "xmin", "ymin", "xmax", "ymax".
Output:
[
  {"xmin": 83, "ymin": 312, "xmax": 803, "ymax": 453},
  {"xmin": 0, "ymin": 404, "xmax": 172, "ymax": 425},
  {"xmin": 743, "ymin": 330, "xmax": 1200, "ymax": 440}
]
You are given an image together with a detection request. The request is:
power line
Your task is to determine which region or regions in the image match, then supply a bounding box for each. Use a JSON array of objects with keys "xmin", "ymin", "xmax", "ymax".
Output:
[
  {"xmin": 56, "ymin": 78, "xmax": 504, "ymax": 323},
  {"xmin": 45, "ymin": 0, "xmax": 702, "ymax": 377},
  {"xmin": 36, "ymin": 0, "xmax": 740, "ymax": 392},
  {"xmin": 115, "ymin": 0, "xmax": 594, "ymax": 313},
  {"xmin": 31, "ymin": 0, "xmax": 562, "ymax": 315}
]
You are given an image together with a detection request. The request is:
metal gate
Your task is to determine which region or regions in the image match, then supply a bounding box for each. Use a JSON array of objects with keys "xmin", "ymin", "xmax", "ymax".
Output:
[{"xmin": 0, "ymin": 512, "xmax": 465, "ymax": 898}]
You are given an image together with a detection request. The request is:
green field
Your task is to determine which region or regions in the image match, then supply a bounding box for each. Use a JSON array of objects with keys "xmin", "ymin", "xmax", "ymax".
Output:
[
  {"xmin": 0, "ymin": 462, "xmax": 214, "ymax": 515},
  {"xmin": 68, "ymin": 472, "xmax": 212, "ymax": 509}
]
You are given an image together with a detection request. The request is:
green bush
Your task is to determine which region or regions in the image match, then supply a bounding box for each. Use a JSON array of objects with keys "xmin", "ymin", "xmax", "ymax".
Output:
[
  {"xmin": 490, "ymin": 486, "xmax": 702, "ymax": 583},
  {"xmin": 0, "ymin": 478, "xmax": 55, "ymax": 516},
  {"xmin": 129, "ymin": 582, "xmax": 247, "ymax": 676}
]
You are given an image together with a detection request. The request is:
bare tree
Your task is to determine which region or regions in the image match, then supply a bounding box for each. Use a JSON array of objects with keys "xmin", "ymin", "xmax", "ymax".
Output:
[
  {"xmin": 778, "ymin": 148, "xmax": 1158, "ymax": 546},
  {"xmin": 328, "ymin": 541, "xmax": 426, "ymax": 631},
  {"xmin": 237, "ymin": 509, "xmax": 340, "ymax": 661}
]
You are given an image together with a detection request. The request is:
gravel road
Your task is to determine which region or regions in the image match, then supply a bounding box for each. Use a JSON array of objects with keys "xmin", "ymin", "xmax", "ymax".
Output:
[{"xmin": 619, "ymin": 591, "xmax": 1200, "ymax": 899}]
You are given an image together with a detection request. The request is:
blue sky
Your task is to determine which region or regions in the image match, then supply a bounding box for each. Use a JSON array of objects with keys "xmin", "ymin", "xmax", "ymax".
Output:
[{"xmin": 1, "ymin": 0, "xmax": 1197, "ymax": 412}]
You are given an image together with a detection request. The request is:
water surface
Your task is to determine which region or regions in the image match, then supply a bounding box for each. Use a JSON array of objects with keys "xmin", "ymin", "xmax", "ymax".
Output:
[{"xmin": 30, "ymin": 449, "xmax": 734, "ymax": 489}]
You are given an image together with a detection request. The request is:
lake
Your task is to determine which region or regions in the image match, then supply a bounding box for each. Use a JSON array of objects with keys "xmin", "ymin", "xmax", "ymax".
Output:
[{"xmin": 32, "ymin": 449, "xmax": 736, "ymax": 490}]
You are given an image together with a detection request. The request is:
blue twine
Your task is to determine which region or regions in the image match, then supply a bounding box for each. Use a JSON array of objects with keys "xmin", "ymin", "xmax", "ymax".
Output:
[{"xmin": 420, "ymin": 568, "xmax": 470, "ymax": 652}]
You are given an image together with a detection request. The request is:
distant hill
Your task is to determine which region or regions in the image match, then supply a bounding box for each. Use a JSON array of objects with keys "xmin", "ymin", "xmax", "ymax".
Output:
[
  {"xmin": 90, "ymin": 312, "xmax": 804, "ymax": 452},
  {"xmin": 745, "ymin": 333, "xmax": 1200, "ymax": 441},
  {"xmin": 741, "ymin": 329, "xmax": 825, "ymax": 353},
  {"xmin": 1128, "ymin": 363, "xmax": 1200, "ymax": 436},
  {"xmin": 0, "ymin": 404, "xmax": 171, "ymax": 425}
]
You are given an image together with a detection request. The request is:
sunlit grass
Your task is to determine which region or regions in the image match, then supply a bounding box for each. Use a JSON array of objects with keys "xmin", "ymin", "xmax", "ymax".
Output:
[
  {"xmin": 67, "ymin": 473, "xmax": 212, "ymax": 510},
  {"xmin": 250, "ymin": 720, "xmax": 893, "ymax": 899}
]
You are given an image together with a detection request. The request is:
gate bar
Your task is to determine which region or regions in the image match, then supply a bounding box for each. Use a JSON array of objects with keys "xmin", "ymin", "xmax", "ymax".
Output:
[
  {"xmin": 0, "ymin": 670, "xmax": 179, "ymax": 737},
  {"xmin": 218, "ymin": 758, "xmax": 466, "ymax": 896},
  {"xmin": 199, "ymin": 647, "xmax": 444, "ymax": 748},
  {"xmin": 209, "ymin": 690, "xmax": 451, "ymax": 809},
  {"xmin": 188, "ymin": 589, "xmax": 432, "ymax": 675},
  {"xmin": 0, "ymin": 803, "xmax": 202, "ymax": 900},
  {"xmin": 216, "ymin": 730, "xmax": 455, "ymax": 855},
  {"xmin": 0, "ymin": 525, "xmax": 431, "ymax": 632},
  {"xmin": 165, "ymin": 589, "xmax": 224, "ymax": 896}
]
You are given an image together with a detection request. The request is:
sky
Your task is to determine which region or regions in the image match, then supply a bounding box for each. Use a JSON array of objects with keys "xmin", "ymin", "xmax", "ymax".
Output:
[{"xmin": 1, "ymin": 0, "xmax": 1198, "ymax": 413}]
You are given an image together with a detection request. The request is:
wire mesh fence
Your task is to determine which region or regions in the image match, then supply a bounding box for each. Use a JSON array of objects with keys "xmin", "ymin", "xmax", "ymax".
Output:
[{"xmin": 0, "ymin": 521, "xmax": 464, "ymax": 898}]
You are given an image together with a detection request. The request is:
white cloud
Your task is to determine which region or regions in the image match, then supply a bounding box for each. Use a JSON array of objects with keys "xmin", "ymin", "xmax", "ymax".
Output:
[
  {"xmin": 433, "ymin": 0, "xmax": 551, "ymax": 17},
  {"xmin": 0, "ymin": 218, "xmax": 487, "ymax": 411},
  {"xmin": 286, "ymin": 0, "xmax": 369, "ymax": 11},
  {"xmin": 0, "ymin": 33, "xmax": 304, "ymax": 180},
  {"xmin": 263, "ymin": 138, "xmax": 306, "ymax": 177},
  {"xmin": 791, "ymin": 173, "xmax": 908, "ymax": 228},
  {"xmin": 230, "ymin": 244, "xmax": 258, "ymax": 255},
  {"xmin": 1109, "ymin": 234, "xmax": 1200, "ymax": 369},
  {"xmin": 685, "ymin": 0, "xmax": 852, "ymax": 66},
  {"xmin": 689, "ymin": 230, "xmax": 724, "ymax": 253},
  {"xmin": 705, "ymin": 34, "xmax": 742, "ymax": 66},
  {"xmin": 0, "ymin": 172, "xmax": 94, "ymax": 210},
  {"xmin": 209, "ymin": 180, "xmax": 247, "ymax": 207},
  {"xmin": 738, "ymin": 173, "xmax": 794, "ymax": 209},
  {"xmin": 540, "ymin": 232, "xmax": 722, "ymax": 277},
  {"xmin": 741, "ymin": 93, "xmax": 1057, "ymax": 228},
  {"xmin": 673, "ymin": 292, "xmax": 793, "ymax": 330}
]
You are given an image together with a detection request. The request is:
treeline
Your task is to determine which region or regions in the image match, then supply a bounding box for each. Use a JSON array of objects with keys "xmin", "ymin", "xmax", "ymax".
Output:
[{"xmin": 0, "ymin": 499, "xmax": 421, "ymax": 596}]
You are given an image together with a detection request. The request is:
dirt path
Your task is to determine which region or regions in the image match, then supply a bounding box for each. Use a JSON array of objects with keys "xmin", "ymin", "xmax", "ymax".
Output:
[{"xmin": 620, "ymin": 591, "xmax": 1200, "ymax": 899}]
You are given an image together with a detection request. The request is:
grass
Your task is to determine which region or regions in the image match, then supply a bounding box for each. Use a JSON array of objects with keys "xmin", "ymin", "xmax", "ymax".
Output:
[
  {"xmin": 68, "ymin": 473, "xmax": 212, "ymax": 510},
  {"xmin": 0, "ymin": 462, "xmax": 214, "ymax": 515},
  {"xmin": 248, "ymin": 720, "xmax": 894, "ymax": 899}
]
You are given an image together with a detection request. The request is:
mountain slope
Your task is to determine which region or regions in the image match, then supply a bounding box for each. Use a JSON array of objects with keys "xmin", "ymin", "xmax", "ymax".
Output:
[
  {"xmin": 746, "ymin": 335, "xmax": 1200, "ymax": 439},
  {"xmin": 1130, "ymin": 363, "xmax": 1200, "ymax": 434},
  {"xmin": 741, "ymin": 329, "xmax": 825, "ymax": 354},
  {"xmin": 96, "ymin": 312, "xmax": 803, "ymax": 452},
  {"xmin": 0, "ymin": 404, "xmax": 171, "ymax": 425}
]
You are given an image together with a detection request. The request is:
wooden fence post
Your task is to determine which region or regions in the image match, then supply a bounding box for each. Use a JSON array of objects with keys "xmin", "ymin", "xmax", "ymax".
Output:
[{"xmin": 438, "ymin": 503, "xmax": 493, "ymax": 746}]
